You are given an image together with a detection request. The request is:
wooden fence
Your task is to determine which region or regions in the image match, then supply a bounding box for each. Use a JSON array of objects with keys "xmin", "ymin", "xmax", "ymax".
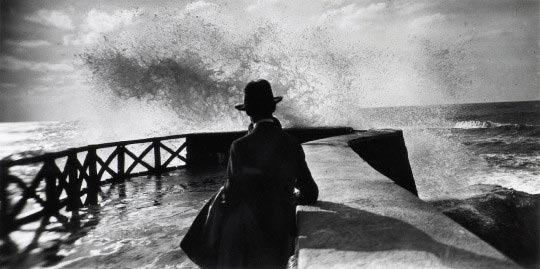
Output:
[{"xmin": 0, "ymin": 133, "xmax": 189, "ymax": 252}]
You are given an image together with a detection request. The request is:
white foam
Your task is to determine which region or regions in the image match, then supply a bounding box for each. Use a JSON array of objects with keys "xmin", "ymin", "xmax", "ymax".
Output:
[
  {"xmin": 468, "ymin": 171, "xmax": 540, "ymax": 195},
  {"xmin": 453, "ymin": 120, "xmax": 538, "ymax": 129},
  {"xmin": 80, "ymin": 1, "xmax": 479, "ymax": 130},
  {"xmin": 453, "ymin": 120, "xmax": 497, "ymax": 129}
]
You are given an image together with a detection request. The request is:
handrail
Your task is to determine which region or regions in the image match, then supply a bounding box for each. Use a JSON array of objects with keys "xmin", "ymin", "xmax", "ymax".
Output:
[
  {"xmin": 0, "ymin": 133, "xmax": 193, "ymax": 166},
  {"xmin": 0, "ymin": 127, "xmax": 354, "ymax": 256},
  {"xmin": 0, "ymin": 132, "xmax": 192, "ymax": 252}
]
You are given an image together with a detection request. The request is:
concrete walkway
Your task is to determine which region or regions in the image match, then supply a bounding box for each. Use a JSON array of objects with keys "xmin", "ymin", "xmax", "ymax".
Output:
[{"xmin": 297, "ymin": 132, "xmax": 518, "ymax": 269}]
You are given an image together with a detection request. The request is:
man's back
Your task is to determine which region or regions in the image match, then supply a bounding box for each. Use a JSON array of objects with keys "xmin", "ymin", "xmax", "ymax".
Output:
[
  {"xmin": 182, "ymin": 80, "xmax": 317, "ymax": 269},
  {"xmin": 220, "ymin": 120, "xmax": 318, "ymax": 268},
  {"xmin": 226, "ymin": 120, "xmax": 318, "ymax": 205}
]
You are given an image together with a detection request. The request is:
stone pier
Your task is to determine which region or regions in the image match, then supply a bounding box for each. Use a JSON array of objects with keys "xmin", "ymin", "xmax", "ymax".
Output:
[{"xmin": 296, "ymin": 130, "xmax": 518, "ymax": 268}]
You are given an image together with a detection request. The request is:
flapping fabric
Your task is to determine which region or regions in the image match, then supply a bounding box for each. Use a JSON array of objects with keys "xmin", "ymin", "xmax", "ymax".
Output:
[{"xmin": 180, "ymin": 187, "xmax": 227, "ymax": 268}]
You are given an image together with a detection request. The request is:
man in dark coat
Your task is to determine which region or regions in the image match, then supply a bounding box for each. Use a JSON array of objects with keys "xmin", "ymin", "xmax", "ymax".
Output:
[{"xmin": 218, "ymin": 79, "xmax": 319, "ymax": 268}]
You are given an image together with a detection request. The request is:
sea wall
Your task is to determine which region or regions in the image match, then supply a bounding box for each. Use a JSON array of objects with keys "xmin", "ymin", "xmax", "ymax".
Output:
[
  {"xmin": 296, "ymin": 131, "xmax": 517, "ymax": 268},
  {"xmin": 184, "ymin": 127, "xmax": 353, "ymax": 166},
  {"xmin": 348, "ymin": 130, "xmax": 418, "ymax": 196}
]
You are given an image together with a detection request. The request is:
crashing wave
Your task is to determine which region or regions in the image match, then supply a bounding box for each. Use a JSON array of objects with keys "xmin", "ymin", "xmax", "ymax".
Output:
[
  {"xmin": 453, "ymin": 120, "xmax": 537, "ymax": 129},
  {"xmin": 79, "ymin": 2, "xmax": 476, "ymax": 131},
  {"xmin": 453, "ymin": 120, "xmax": 499, "ymax": 129}
]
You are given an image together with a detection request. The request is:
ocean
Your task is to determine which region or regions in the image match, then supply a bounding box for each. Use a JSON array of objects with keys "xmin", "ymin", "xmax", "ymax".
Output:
[
  {"xmin": 2, "ymin": 100, "xmax": 538, "ymax": 198},
  {"xmin": 360, "ymin": 100, "xmax": 540, "ymax": 199},
  {"xmin": 1, "ymin": 100, "xmax": 538, "ymax": 268}
]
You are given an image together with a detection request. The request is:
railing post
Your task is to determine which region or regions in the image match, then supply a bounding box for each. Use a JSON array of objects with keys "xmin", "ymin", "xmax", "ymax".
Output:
[
  {"xmin": 153, "ymin": 141, "xmax": 162, "ymax": 174},
  {"xmin": 86, "ymin": 147, "xmax": 99, "ymax": 205},
  {"xmin": 117, "ymin": 146, "xmax": 125, "ymax": 181},
  {"xmin": 66, "ymin": 153, "xmax": 81, "ymax": 212},
  {"xmin": 0, "ymin": 161, "xmax": 11, "ymax": 242},
  {"xmin": 185, "ymin": 136, "xmax": 192, "ymax": 168},
  {"xmin": 44, "ymin": 159, "xmax": 59, "ymax": 216}
]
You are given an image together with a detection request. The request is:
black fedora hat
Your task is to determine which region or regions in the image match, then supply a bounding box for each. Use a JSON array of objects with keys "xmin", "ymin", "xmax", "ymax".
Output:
[{"xmin": 235, "ymin": 79, "xmax": 282, "ymax": 111}]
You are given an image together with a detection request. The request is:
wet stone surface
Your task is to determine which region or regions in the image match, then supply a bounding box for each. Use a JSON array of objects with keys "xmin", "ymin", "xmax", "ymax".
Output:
[{"xmin": 5, "ymin": 166, "xmax": 226, "ymax": 269}]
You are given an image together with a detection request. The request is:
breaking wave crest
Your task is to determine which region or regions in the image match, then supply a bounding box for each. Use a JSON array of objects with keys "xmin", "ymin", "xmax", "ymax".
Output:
[
  {"xmin": 80, "ymin": 1, "xmax": 475, "ymax": 132},
  {"xmin": 453, "ymin": 120, "xmax": 538, "ymax": 130},
  {"xmin": 81, "ymin": 11, "xmax": 363, "ymax": 130}
]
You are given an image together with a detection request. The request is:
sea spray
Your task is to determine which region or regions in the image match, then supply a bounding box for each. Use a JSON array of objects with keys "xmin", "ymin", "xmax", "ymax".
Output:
[{"xmin": 80, "ymin": 0, "xmax": 476, "ymax": 132}]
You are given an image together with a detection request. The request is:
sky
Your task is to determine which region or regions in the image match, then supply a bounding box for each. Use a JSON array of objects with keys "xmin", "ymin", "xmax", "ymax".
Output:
[{"xmin": 0, "ymin": 0, "xmax": 538, "ymax": 122}]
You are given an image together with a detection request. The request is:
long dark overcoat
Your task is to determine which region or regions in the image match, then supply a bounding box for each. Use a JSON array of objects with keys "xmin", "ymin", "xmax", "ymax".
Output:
[{"xmin": 217, "ymin": 120, "xmax": 319, "ymax": 268}]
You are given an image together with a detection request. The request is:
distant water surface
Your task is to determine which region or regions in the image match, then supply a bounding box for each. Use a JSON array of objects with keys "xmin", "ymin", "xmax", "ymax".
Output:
[{"xmin": 360, "ymin": 100, "xmax": 540, "ymax": 199}]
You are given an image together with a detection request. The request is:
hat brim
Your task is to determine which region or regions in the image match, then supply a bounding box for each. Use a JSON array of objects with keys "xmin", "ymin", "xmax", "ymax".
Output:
[{"xmin": 235, "ymin": 96, "xmax": 282, "ymax": 111}]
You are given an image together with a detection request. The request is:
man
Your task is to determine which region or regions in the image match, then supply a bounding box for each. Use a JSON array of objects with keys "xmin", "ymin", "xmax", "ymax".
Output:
[{"xmin": 218, "ymin": 79, "xmax": 319, "ymax": 268}]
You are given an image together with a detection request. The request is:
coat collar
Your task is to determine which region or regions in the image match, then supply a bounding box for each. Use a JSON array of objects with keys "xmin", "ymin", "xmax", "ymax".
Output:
[
  {"xmin": 248, "ymin": 117, "xmax": 282, "ymax": 134},
  {"xmin": 253, "ymin": 118, "xmax": 274, "ymax": 129}
]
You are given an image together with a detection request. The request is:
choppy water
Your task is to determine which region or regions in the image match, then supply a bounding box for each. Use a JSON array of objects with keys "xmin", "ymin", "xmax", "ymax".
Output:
[
  {"xmin": 0, "ymin": 122, "xmax": 85, "ymax": 160},
  {"xmin": 360, "ymin": 100, "xmax": 540, "ymax": 199}
]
